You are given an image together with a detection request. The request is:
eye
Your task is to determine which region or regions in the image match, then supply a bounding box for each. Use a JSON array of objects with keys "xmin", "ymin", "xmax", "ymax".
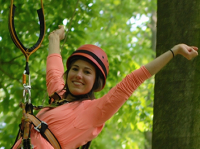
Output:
[
  {"xmin": 85, "ymin": 70, "xmax": 91, "ymax": 74},
  {"xmin": 71, "ymin": 67, "xmax": 78, "ymax": 71}
]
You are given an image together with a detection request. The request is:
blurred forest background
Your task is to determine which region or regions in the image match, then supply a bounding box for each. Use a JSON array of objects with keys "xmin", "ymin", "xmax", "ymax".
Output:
[{"xmin": 0, "ymin": 0, "xmax": 156, "ymax": 148}]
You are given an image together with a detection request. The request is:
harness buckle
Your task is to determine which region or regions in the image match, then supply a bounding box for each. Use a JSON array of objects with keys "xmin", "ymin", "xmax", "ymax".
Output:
[{"xmin": 34, "ymin": 121, "xmax": 47, "ymax": 132}]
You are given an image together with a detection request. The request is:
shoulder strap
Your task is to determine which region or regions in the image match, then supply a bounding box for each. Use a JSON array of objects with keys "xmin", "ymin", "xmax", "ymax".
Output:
[
  {"xmin": 26, "ymin": 113, "xmax": 61, "ymax": 149},
  {"xmin": 11, "ymin": 124, "xmax": 22, "ymax": 149},
  {"xmin": 49, "ymin": 92, "xmax": 62, "ymax": 104}
]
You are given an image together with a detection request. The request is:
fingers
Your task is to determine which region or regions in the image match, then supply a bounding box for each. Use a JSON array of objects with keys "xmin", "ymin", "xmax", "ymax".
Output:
[
  {"xmin": 56, "ymin": 25, "xmax": 65, "ymax": 40},
  {"xmin": 48, "ymin": 25, "xmax": 65, "ymax": 40},
  {"xmin": 191, "ymin": 46, "xmax": 198, "ymax": 51},
  {"xmin": 190, "ymin": 47, "xmax": 198, "ymax": 55},
  {"xmin": 174, "ymin": 44, "xmax": 198, "ymax": 60},
  {"xmin": 55, "ymin": 25, "xmax": 65, "ymax": 33},
  {"xmin": 188, "ymin": 52, "xmax": 198, "ymax": 60},
  {"xmin": 58, "ymin": 25, "xmax": 65, "ymax": 30},
  {"xmin": 186, "ymin": 46, "xmax": 198, "ymax": 60},
  {"xmin": 48, "ymin": 31, "xmax": 59, "ymax": 40},
  {"xmin": 188, "ymin": 46, "xmax": 198, "ymax": 55},
  {"xmin": 49, "ymin": 25, "xmax": 65, "ymax": 35}
]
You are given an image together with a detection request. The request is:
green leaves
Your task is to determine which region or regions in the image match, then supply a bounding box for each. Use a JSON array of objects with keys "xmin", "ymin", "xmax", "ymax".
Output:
[{"xmin": 0, "ymin": 0, "xmax": 156, "ymax": 148}]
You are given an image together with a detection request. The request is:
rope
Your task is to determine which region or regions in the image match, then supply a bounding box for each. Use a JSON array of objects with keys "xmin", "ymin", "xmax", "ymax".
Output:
[{"xmin": 61, "ymin": 0, "xmax": 80, "ymax": 50}]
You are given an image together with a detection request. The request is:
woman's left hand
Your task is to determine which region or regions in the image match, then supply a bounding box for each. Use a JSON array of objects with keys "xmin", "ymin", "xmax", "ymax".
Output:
[{"xmin": 172, "ymin": 44, "xmax": 198, "ymax": 60}]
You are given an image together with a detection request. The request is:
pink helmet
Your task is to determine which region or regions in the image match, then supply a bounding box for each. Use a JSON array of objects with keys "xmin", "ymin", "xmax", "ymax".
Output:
[{"xmin": 66, "ymin": 44, "xmax": 109, "ymax": 90}]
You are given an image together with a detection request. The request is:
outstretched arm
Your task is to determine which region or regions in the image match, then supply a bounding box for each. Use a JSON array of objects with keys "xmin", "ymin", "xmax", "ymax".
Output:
[
  {"xmin": 145, "ymin": 44, "xmax": 198, "ymax": 75},
  {"xmin": 48, "ymin": 25, "xmax": 65, "ymax": 55}
]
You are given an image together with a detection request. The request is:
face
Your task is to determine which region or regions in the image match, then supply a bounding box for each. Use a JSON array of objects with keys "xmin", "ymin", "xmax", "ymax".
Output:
[{"xmin": 67, "ymin": 59, "xmax": 96, "ymax": 96}]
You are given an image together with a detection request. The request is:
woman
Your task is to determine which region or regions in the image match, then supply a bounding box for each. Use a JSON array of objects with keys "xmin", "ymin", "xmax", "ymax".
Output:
[{"xmin": 13, "ymin": 25, "xmax": 198, "ymax": 149}]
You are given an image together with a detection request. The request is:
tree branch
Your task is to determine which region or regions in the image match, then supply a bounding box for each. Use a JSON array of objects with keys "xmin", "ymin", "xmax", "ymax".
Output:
[
  {"xmin": 61, "ymin": 0, "xmax": 80, "ymax": 50},
  {"xmin": 1, "ymin": 54, "xmax": 24, "ymax": 64},
  {"xmin": 0, "ymin": 67, "xmax": 21, "ymax": 84}
]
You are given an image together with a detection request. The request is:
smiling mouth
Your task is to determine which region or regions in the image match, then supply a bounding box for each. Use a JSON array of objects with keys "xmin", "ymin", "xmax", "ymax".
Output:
[{"xmin": 73, "ymin": 81, "xmax": 84, "ymax": 86}]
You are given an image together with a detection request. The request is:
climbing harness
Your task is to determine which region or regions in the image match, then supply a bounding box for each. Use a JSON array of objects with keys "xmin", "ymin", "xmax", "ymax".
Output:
[
  {"xmin": 9, "ymin": 0, "xmax": 90, "ymax": 148},
  {"xmin": 8, "ymin": 0, "xmax": 61, "ymax": 148}
]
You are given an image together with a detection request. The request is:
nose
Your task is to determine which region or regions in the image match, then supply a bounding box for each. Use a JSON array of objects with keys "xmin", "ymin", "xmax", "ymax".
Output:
[{"xmin": 75, "ymin": 70, "xmax": 82, "ymax": 79}]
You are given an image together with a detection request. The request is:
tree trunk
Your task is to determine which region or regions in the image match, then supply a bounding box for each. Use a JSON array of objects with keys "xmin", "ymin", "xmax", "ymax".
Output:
[
  {"xmin": 145, "ymin": 10, "xmax": 157, "ymax": 149},
  {"xmin": 153, "ymin": 0, "xmax": 200, "ymax": 149}
]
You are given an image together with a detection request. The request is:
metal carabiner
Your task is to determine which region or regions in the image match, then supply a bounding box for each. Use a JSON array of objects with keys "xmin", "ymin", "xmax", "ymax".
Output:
[{"xmin": 23, "ymin": 83, "xmax": 31, "ymax": 104}]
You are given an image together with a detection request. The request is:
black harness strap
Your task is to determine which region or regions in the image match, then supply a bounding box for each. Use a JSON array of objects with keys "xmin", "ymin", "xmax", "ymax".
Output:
[
  {"xmin": 11, "ymin": 124, "xmax": 21, "ymax": 149},
  {"xmin": 8, "ymin": 0, "xmax": 45, "ymax": 64}
]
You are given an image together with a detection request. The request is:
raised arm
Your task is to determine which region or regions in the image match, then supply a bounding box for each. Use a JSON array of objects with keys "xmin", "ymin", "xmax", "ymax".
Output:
[
  {"xmin": 46, "ymin": 25, "xmax": 66, "ymax": 96},
  {"xmin": 48, "ymin": 25, "xmax": 65, "ymax": 55},
  {"xmin": 145, "ymin": 44, "xmax": 198, "ymax": 75}
]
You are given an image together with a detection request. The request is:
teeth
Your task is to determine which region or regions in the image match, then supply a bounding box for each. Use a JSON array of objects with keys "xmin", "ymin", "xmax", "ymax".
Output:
[{"xmin": 73, "ymin": 82, "xmax": 82, "ymax": 85}]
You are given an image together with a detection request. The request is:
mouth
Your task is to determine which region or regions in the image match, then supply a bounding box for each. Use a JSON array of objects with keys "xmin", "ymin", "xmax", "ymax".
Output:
[{"xmin": 72, "ymin": 81, "xmax": 84, "ymax": 86}]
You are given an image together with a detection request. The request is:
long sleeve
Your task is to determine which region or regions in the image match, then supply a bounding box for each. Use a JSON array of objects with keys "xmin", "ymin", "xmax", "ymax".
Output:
[
  {"xmin": 96, "ymin": 66, "xmax": 152, "ymax": 124},
  {"xmin": 36, "ymin": 56, "xmax": 152, "ymax": 148},
  {"xmin": 46, "ymin": 54, "xmax": 65, "ymax": 96},
  {"xmin": 73, "ymin": 66, "xmax": 152, "ymax": 127}
]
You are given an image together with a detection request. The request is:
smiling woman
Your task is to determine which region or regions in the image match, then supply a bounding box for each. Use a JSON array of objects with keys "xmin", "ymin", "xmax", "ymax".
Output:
[
  {"xmin": 12, "ymin": 25, "xmax": 198, "ymax": 149},
  {"xmin": 67, "ymin": 59, "xmax": 96, "ymax": 98}
]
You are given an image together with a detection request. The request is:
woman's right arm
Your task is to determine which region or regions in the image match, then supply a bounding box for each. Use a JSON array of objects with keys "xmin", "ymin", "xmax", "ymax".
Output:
[
  {"xmin": 48, "ymin": 25, "xmax": 65, "ymax": 55},
  {"xmin": 46, "ymin": 25, "xmax": 66, "ymax": 96}
]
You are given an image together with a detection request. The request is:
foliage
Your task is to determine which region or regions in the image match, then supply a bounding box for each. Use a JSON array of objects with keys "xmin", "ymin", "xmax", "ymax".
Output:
[{"xmin": 0, "ymin": 0, "xmax": 156, "ymax": 148}]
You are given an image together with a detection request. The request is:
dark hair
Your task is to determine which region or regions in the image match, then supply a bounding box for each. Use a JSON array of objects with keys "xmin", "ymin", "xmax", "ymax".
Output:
[
  {"xmin": 77, "ymin": 141, "xmax": 91, "ymax": 149},
  {"xmin": 63, "ymin": 56, "xmax": 104, "ymax": 100}
]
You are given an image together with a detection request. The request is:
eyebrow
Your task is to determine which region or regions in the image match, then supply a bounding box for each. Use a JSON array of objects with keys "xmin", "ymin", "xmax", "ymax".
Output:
[{"xmin": 72, "ymin": 64, "xmax": 93, "ymax": 71}]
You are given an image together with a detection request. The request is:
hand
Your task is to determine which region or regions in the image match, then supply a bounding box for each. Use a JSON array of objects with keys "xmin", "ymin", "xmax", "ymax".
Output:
[
  {"xmin": 48, "ymin": 25, "xmax": 65, "ymax": 41},
  {"xmin": 172, "ymin": 44, "xmax": 198, "ymax": 60},
  {"xmin": 55, "ymin": 25, "xmax": 65, "ymax": 40}
]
